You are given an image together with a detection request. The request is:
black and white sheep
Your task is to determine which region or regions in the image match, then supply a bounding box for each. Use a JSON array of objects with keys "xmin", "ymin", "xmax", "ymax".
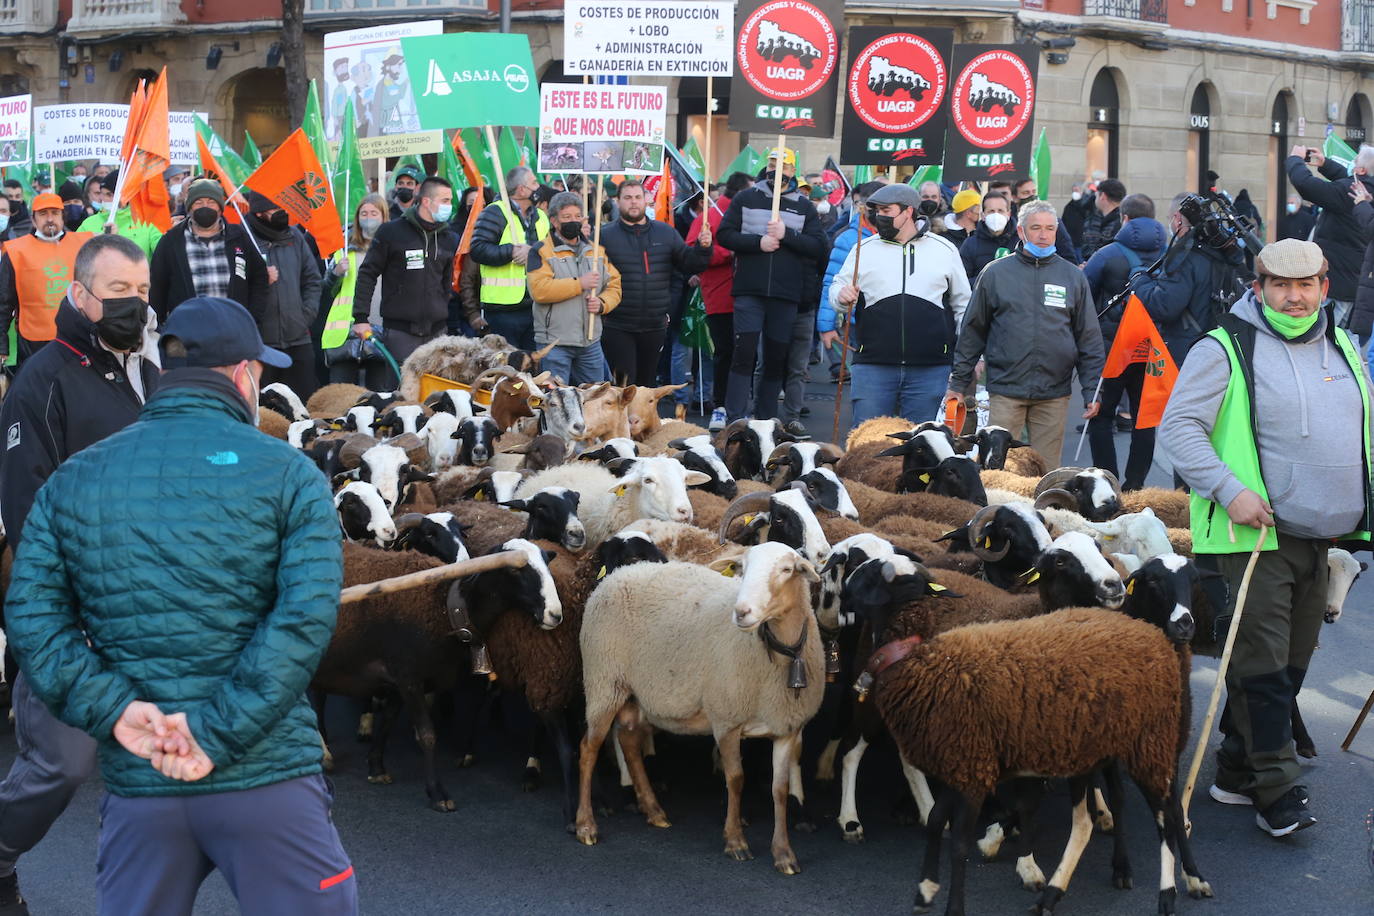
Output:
[
  {"xmin": 668, "ymin": 434, "xmax": 738, "ymax": 498},
  {"xmin": 334, "ymin": 481, "xmax": 397, "ymax": 547},
  {"xmin": 516, "ymin": 457, "xmax": 709, "ymax": 547},
  {"xmin": 260, "ymin": 382, "xmax": 309, "ymax": 421}
]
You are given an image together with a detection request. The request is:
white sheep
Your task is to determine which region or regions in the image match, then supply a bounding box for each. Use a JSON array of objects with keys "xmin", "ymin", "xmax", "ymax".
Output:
[
  {"xmin": 575, "ymin": 542, "xmax": 823, "ymax": 874},
  {"xmin": 516, "ymin": 457, "xmax": 708, "ymax": 547},
  {"xmin": 421, "ymin": 411, "xmax": 462, "ymax": 472}
]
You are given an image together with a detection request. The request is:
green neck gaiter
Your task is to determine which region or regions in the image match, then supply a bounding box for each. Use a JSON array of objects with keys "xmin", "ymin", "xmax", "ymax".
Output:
[{"xmin": 1261, "ymin": 293, "xmax": 1321, "ymax": 340}]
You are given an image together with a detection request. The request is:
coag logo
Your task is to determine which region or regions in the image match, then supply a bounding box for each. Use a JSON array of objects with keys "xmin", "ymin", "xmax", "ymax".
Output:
[
  {"xmin": 950, "ymin": 50, "xmax": 1035, "ymax": 149},
  {"xmin": 847, "ymin": 33, "xmax": 946, "ymax": 134},
  {"xmin": 737, "ymin": 0, "xmax": 837, "ymax": 102},
  {"xmin": 504, "ymin": 64, "xmax": 531, "ymax": 94}
]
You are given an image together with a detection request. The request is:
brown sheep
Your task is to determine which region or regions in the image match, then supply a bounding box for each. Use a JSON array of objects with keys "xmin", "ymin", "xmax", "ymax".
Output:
[
  {"xmin": 1121, "ymin": 487, "xmax": 1191, "ymax": 530},
  {"xmin": 980, "ymin": 468, "xmax": 1038, "ymax": 498},
  {"xmin": 844, "ymin": 415, "xmax": 914, "ymax": 450},
  {"xmin": 1003, "ymin": 445, "xmax": 1050, "ymax": 478},
  {"xmin": 307, "ymin": 383, "xmax": 370, "ymax": 419},
  {"xmin": 835, "ymin": 439, "xmax": 902, "ymax": 492},
  {"xmin": 841, "ymin": 478, "xmax": 980, "ymax": 529},
  {"xmin": 257, "ymin": 407, "xmax": 291, "ymax": 441},
  {"xmin": 638, "ymin": 419, "xmax": 712, "ymax": 456},
  {"xmin": 398, "ymin": 334, "xmax": 513, "ymax": 401},
  {"xmin": 623, "ymin": 518, "xmax": 747, "ymax": 565}
]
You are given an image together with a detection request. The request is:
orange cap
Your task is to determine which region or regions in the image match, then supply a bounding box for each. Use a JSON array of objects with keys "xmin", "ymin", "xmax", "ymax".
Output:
[{"xmin": 30, "ymin": 192, "xmax": 62, "ymax": 213}]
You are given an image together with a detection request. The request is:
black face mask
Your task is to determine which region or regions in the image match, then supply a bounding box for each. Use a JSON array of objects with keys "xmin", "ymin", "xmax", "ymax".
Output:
[
  {"xmin": 258, "ymin": 210, "xmax": 290, "ymax": 230},
  {"xmin": 558, "ymin": 220, "xmax": 583, "ymax": 241},
  {"xmin": 394, "ymin": 187, "xmax": 414, "ymax": 204},
  {"xmin": 64, "ymin": 203, "xmax": 86, "ymax": 227},
  {"xmin": 91, "ymin": 294, "xmax": 147, "ymax": 351},
  {"xmin": 191, "ymin": 206, "xmax": 220, "ymax": 229}
]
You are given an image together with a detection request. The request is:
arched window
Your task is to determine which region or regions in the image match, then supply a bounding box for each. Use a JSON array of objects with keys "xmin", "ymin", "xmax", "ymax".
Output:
[
  {"xmin": 1268, "ymin": 92, "xmax": 1293, "ymax": 243},
  {"xmin": 1347, "ymin": 95, "xmax": 1370, "ymax": 149},
  {"xmin": 1188, "ymin": 84, "xmax": 1212, "ymax": 194},
  {"xmin": 1086, "ymin": 69, "xmax": 1120, "ymax": 178}
]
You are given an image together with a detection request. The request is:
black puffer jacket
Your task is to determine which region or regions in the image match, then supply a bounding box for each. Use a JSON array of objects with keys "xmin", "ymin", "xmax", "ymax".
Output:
[
  {"xmin": 1354, "ymin": 198, "xmax": 1374, "ymax": 338},
  {"xmin": 352, "ymin": 208, "xmax": 459, "ymax": 337},
  {"xmin": 717, "ymin": 178, "xmax": 829, "ymax": 303},
  {"xmin": 959, "ymin": 219, "xmax": 1018, "ymax": 282},
  {"xmin": 1286, "ymin": 155, "xmax": 1374, "ymax": 306},
  {"xmin": 599, "ymin": 218, "xmax": 712, "ymax": 333}
]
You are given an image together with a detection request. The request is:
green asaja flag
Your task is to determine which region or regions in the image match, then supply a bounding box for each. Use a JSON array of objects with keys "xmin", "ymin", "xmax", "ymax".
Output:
[
  {"xmin": 461, "ymin": 128, "xmax": 499, "ymax": 189},
  {"xmin": 906, "ymin": 165, "xmax": 942, "ymax": 188},
  {"xmin": 718, "ymin": 145, "xmax": 760, "ymax": 183},
  {"xmin": 438, "ymin": 131, "xmax": 469, "ymax": 193},
  {"xmin": 496, "ymin": 127, "xmax": 523, "ymax": 185},
  {"xmin": 331, "ymin": 98, "xmax": 367, "ymax": 229},
  {"xmin": 194, "ymin": 115, "xmax": 251, "ymax": 186},
  {"xmin": 242, "ymin": 131, "xmax": 262, "ymax": 169},
  {"xmin": 401, "ymin": 32, "xmax": 539, "ymax": 129},
  {"xmin": 1324, "ymin": 133, "xmax": 1358, "ymax": 172},
  {"xmin": 1031, "ymin": 128, "xmax": 1051, "ymax": 200},
  {"xmin": 303, "ymin": 79, "xmax": 333, "ymax": 173},
  {"xmin": 680, "ymin": 137, "xmax": 705, "ymax": 182}
]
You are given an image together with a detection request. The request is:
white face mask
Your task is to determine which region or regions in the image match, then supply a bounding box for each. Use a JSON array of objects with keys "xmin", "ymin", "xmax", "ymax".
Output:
[
  {"xmin": 169, "ymin": 182, "xmax": 184, "ymax": 198},
  {"xmin": 1071, "ymin": 191, "xmax": 1082, "ymax": 201},
  {"xmin": 238, "ymin": 363, "xmax": 260, "ymax": 426},
  {"xmin": 816, "ymin": 200, "xmax": 831, "ymax": 214},
  {"xmin": 983, "ymin": 212, "xmax": 1009, "ymax": 234}
]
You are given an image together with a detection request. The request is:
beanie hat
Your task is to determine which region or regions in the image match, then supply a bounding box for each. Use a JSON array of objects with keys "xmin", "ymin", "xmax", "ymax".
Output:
[{"xmin": 185, "ymin": 178, "xmax": 226, "ymax": 209}]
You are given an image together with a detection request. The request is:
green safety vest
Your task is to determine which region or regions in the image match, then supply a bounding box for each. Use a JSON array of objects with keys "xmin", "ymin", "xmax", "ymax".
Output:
[
  {"xmin": 321, "ymin": 251, "xmax": 359, "ymax": 350},
  {"xmin": 479, "ymin": 200, "xmax": 549, "ymax": 308},
  {"xmin": 1189, "ymin": 314, "xmax": 1373, "ymax": 553}
]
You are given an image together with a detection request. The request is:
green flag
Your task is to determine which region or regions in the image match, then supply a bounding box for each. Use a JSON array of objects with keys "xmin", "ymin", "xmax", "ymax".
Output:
[
  {"xmin": 718, "ymin": 145, "xmax": 760, "ymax": 183},
  {"xmin": 853, "ymin": 165, "xmax": 874, "ymax": 184},
  {"xmin": 394, "ymin": 153, "xmax": 426, "ymax": 181},
  {"xmin": 302, "ymin": 80, "xmax": 333, "ymax": 173},
  {"xmin": 194, "ymin": 115, "xmax": 251, "ymax": 186},
  {"xmin": 680, "ymin": 137, "xmax": 705, "ymax": 181},
  {"xmin": 906, "ymin": 165, "xmax": 942, "ymax": 187},
  {"xmin": 1324, "ymin": 133, "xmax": 1358, "ymax": 172},
  {"xmin": 461, "ymin": 128, "xmax": 498, "ymax": 189},
  {"xmin": 332, "ymin": 98, "xmax": 367, "ymax": 230},
  {"xmin": 1031, "ymin": 128, "xmax": 1051, "ymax": 200},
  {"xmin": 438, "ymin": 131, "xmax": 469, "ymax": 193},
  {"xmin": 242, "ymin": 131, "xmax": 262, "ymax": 169},
  {"xmin": 521, "ymin": 129, "xmax": 543, "ymax": 180},
  {"xmin": 496, "ymin": 127, "xmax": 523, "ymax": 184}
]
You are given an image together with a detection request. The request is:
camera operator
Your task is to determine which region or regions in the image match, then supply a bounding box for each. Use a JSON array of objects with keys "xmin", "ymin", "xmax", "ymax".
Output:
[
  {"xmin": 1131, "ymin": 191, "xmax": 1251, "ymax": 366},
  {"xmin": 1286, "ymin": 144, "xmax": 1374, "ymax": 345}
]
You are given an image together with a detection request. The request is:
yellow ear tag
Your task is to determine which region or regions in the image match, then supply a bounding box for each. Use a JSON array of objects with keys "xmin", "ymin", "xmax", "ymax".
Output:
[
  {"xmin": 474, "ymin": 490, "xmax": 486, "ymax": 501},
  {"xmin": 928, "ymin": 583, "xmax": 946, "ymax": 592},
  {"xmin": 720, "ymin": 563, "xmax": 737, "ymax": 577},
  {"xmin": 1026, "ymin": 570, "xmax": 1040, "ymax": 583},
  {"xmin": 741, "ymin": 514, "xmax": 755, "ymax": 525},
  {"xmin": 981, "ymin": 536, "xmax": 991, "ymax": 548},
  {"xmin": 596, "ymin": 565, "xmax": 607, "ymax": 580},
  {"xmin": 1103, "ymin": 533, "xmax": 1116, "ymax": 540},
  {"xmin": 1126, "ymin": 580, "xmax": 1135, "ymax": 594},
  {"xmin": 513, "ymin": 382, "xmax": 524, "ymax": 390},
  {"xmin": 529, "ymin": 397, "xmax": 544, "ymax": 407},
  {"xmin": 919, "ymin": 473, "xmax": 931, "ymax": 483},
  {"xmin": 615, "ymin": 485, "xmax": 626, "ymax": 496}
]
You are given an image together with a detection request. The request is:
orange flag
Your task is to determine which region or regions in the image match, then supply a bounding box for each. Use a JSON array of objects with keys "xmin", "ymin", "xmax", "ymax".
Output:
[
  {"xmin": 120, "ymin": 81, "xmax": 147, "ymax": 166},
  {"xmin": 652, "ymin": 156, "xmax": 672, "ymax": 223},
  {"xmin": 452, "ymin": 131, "xmax": 484, "ymax": 191},
  {"xmin": 1102, "ymin": 294, "xmax": 1179, "ymax": 428},
  {"xmin": 243, "ymin": 128, "xmax": 342, "ymax": 258},
  {"xmin": 195, "ymin": 132, "xmax": 242, "ymax": 224},
  {"xmin": 119, "ymin": 68, "xmax": 171, "ymax": 231}
]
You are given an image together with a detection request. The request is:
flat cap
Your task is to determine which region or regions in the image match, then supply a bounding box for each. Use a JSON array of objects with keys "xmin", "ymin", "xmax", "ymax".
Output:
[
  {"xmin": 867, "ymin": 183, "xmax": 920, "ymax": 209},
  {"xmin": 1255, "ymin": 238, "xmax": 1327, "ymax": 280}
]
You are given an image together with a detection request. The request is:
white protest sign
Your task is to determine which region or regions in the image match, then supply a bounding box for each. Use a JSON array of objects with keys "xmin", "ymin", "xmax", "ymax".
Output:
[
  {"xmin": 34, "ymin": 103, "xmax": 129, "ymax": 163},
  {"xmin": 0, "ymin": 95, "xmax": 31, "ymax": 168},
  {"xmin": 564, "ymin": 0, "xmax": 734, "ymax": 77},
  {"xmin": 538, "ymin": 83, "xmax": 667, "ymax": 175},
  {"xmin": 324, "ymin": 19, "xmax": 443, "ymax": 157},
  {"xmin": 169, "ymin": 111, "xmax": 204, "ymax": 165}
]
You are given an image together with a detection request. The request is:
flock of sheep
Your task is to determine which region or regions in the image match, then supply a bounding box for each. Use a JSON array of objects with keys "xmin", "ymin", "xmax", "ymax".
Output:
[{"xmin": 247, "ymin": 333, "xmax": 1364, "ymax": 916}]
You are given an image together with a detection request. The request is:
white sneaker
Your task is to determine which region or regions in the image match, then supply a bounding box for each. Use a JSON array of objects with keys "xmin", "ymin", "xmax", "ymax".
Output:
[
  {"xmin": 1208, "ymin": 784, "xmax": 1253, "ymax": 806},
  {"xmin": 708, "ymin": 407, "xmax": 727, "ymax": 431}
]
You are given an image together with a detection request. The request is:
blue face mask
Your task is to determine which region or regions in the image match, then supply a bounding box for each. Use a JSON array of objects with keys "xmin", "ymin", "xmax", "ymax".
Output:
[
  {"xmin": 1023, "ymin": 239, "xmax": 1056, "ymax": 258},
  {"xmin": 0, "ymin": 215, "xmax": 9, "ymax": 233},
  {"xmin": 433, "ymin": 203, "xmax": 453, "ymax": 222}
]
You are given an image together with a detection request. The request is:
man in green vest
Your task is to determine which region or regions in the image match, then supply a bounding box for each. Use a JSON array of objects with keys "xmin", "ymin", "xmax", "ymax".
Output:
[
  {"xmin": 1162, "ymin": 237, "xmax": 1373, "ymax": 838},
  {"xmin": 78, "ymin": 170, "xmax": 163, "ymax": 260},
  {"xmin": 470, "ymin": 166, "xmax": 549, "ymax": 350}
]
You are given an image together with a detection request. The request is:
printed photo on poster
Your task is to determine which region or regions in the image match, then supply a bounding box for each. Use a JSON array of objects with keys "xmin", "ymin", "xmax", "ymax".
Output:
[
  {"xmin": 0, "ymin": 94, "xmax": 31, "ymax": 168},
  {"xmin": 943, "ymin": 44, "xmax": 1039, "ymax": 181},
  {"xmin": 840, "ymin": 27, "xmax": 952, "ymax": 165}
]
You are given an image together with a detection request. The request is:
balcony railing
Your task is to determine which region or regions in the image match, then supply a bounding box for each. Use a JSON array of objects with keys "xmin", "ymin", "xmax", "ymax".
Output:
[
  {"xmin": 0, "ymin": 0, "xmax": 59, "ymax": 33},
  {"xmin": 1344, "ymin": 0, "xmax": 1374, "ymax": 54},
  {"xmin": 67, "ymin": 0, "xmax": 185, "ymax": 34},
  {"xmin": 305, "ymin": 0, "xmax": 486, "ymax": 15},
  {"xmin": 1083, "ymin": 0, "xmax": 1169, "ymax": 22}
]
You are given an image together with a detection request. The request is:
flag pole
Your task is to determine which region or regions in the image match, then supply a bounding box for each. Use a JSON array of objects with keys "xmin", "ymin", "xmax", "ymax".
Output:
[
  {"xmin": 704, "ymin": 76, "xmax": 714, "ymax": 187},
  {"xmin": 590, "ymin": 179, "xmax": 602, "ymax": 342},
  {"xmin": 340, "ymin": 166, "xmax": 351, "ymax": 257},
  {"xmin": 832, "ymin": 214, "xmax": 863, "ymax": 443},
  {"xmin": 581, "ymin": 76, "xmax": 590, "ymax": 222},
  {"xmin": 485, "ymin": 124, "xmax": 506, "ymax": 202},
  {"xmin": 1072, "ymin": 375, "xmax": 1105, "ymax": 463}
]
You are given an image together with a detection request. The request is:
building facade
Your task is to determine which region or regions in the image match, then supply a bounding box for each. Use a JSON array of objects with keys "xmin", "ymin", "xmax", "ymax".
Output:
[{"xmin": 0, "ymin": 0, "xmax": 1369, "ymax": 237}]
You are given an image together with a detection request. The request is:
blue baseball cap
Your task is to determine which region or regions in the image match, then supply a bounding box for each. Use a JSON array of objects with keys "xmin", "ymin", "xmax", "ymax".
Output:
[{"xmin": 159, "ymin": 297, "xmax": 291, "ymax": 369}]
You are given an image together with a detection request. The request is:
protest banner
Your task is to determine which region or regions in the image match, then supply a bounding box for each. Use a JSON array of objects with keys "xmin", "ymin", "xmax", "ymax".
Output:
[
  {"xmin": 245, "ymin": 128, "xmax": 343, "ymax": 258},
  {"xmin": 402, "ymin": 32, "xmax": 540, "ymax": 130},
  {"xmin": 537, "ymin": 83, "xmax": 666, "ymax": 175},
  {"xmin": 34, "ymin": 103, "xmax": 129, "ymax": 162},
  {"xmin": 727, "ymin": 0, "xmax": 843, "ymax": 137},
  {"xmin": 563, "ymin": 0, "xmax": 733, "ymax": 77},
  {"xmin": 0, "ymin": 95, "xmax": 31, "ymax": 168},
  {"xmin": 840, "ymin": 27, "xmax": 952, "ymax": 166},
  {"xmin": 323, "ymin": 19, "xmax": 443, "ymax": 159},
  {"xmin": 943, "ymin": 44, "xmax": 1039, "ymax": 182},
  {"xmin": 169, "ymin": 111, "xmax": 206, "ymax": 165}
]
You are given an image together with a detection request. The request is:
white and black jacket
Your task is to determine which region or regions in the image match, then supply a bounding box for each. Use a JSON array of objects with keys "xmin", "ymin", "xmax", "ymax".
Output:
[{"xmin": 829, "ymin": 232, "xmax": 970, "ymax": 367}]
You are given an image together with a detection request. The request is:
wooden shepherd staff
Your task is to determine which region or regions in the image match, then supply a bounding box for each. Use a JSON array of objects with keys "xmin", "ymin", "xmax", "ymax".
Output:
[
  {"xmin": 339, "ymin": 549, "xmax": 529, "ymax": 605},
  {"xmin": 589, "ymin": 180, "xmax": 603, "ymax": 341},
  {"xmin": 1181, "ymin": 523, "xmax": 1270, "ymax": 827},
  {"xmin": 831, "ymin": 211, "xmax": 864, "ymax": 443}
]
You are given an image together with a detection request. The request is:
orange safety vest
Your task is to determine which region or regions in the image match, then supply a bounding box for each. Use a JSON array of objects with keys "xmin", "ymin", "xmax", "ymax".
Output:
[{"xmin": 2, "ymin": 232, "xmax": 93, "ymax": 341}]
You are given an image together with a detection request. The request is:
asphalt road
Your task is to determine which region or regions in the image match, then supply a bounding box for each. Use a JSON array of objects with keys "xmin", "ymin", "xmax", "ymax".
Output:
[{"xmin": 1, "ymin": 384, "xmax": 1372, "ymax": 915}]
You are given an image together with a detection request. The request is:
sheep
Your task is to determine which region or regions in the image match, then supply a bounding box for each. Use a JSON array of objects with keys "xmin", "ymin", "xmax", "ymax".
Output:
[
  {"xmin": 866, "ymin": 431, "xmax": 987, "ymax": 503},
  {"xmin": 312, "ymin": 539, "xmax": 562, "ymax": 811},
  {"xmin": 334, "ymin": 481, "xmax": 397, "ymax": 547},
  {"xmin": 686, "ymin": 480, "xmax": 773, "ymax": 535},
  {"xmin": 844, "ymin": 415, "xmax": 915, "ymax": 450},
  {"xmin": 391, "ymin": 511, "xmax": 469, "ymax": 564},
  {"xmin": 374, "ymin": 403, "xmax": 429, "ymax": 437},
  {"xmin": 1085, "ymin": 507, "xmax": 1174, "ymax": 560},
  {"xmin": 666, "ymin": 434, "xmax": 737, "ymax": 498},
  {"xmin": 334, "ymin": 434, "xmax": 432, "ymax": 512},
  {"xmin": 861, "ymin": 558, "xmax": 1210, "ymax": 916},
  {"xmin": 443, "ymin": 488, "xmax": 587, "ymax": 553},
  {"xmin": 638, "ymin": 418, "xmax": 711, "ymax": 457},
  {"xmin": 1033, "ymin": 467, "xmax": 1124, "ymax": 521},
  {"xmin": 288, "ymin": 418, "xmax": 329, "ymax": 450},
  {"xmin": 594, "ymin": 529, "xmax": 670, "ymax": 576},
  {"xmin": 307, "ymin": 382, "xmax": 369, "ymax": 419},
  {"xmin": 257, "ymin": 407, "xmax": 291, "ymax": 441},
  {"xmin": 1325, "ymin": 547, "xmax": 1365, "ymax": 623},
  {"xmin": 717, "ymin": 486, "xmax": 831, "ymax": 565},
  {"xmin": 575, "ymin": 542, "xmax": 824, "ymax": 875},
  {"xmin": 792, "ymin": 467, "xmax": 857, "ymax": 520},
  {"xmin": 357, "ymin": 391, "xmax": 403, "ymax": 412},
  {"xmin": 1004, "ymin": 445, "xmax": 1051, "ymax": 478},
  {"xmin": 259, "ymin": 382, "xmax": 309, "ymax": 421},
  {"xmin": 763, "ymin": 442, "xmax": 844, "ymax": 487},
  {"xmin": 423, "ymin": 388, "xmax": 475, "ymax": 420},
  {"xmin": 577, "ymin": 437, "xmax": 638, "ymax": 465},
  {"xmin": 981, "ymin": 467, "xmax": 1038, "ymax": 498},
  {"xmin": 835, "ymin": 439, "xmax": 901, "ymax": 492},
  {"xmin": 516, "ymin": 457, "xmax": 709, "ymax": 547},
  {"xmin": 958, "ymin": 425, "xmax": 1027, "ymax": 470},
  {"xmin": 617, "ymin": 518, "xmax": 745, "ymax": 566},
  {"xmin": 338, "ymin": 405, "xmax": 379, "ymax": 434},
  {"xmin": 502, "ymin": 433, "xmax": 571, "ymax": 472},
  {"xmin": 1121, "ymin": 486, "xmax": 1192, "ymax": 530},
  {"xmin": 626, "ymin": 383, "xmax": 687, "ymax": 440},
  {"xmin": 420, "ymin": 412, "xmax": 462, "ymax": 472},
  {"xmin": 838, "ymin": 478, "xmax": 979, "ymax": 530},
  {"xmin": 454, "ymin": 416, "xmax": 502, "ymax": 466},
  {"xmin": 432, "ymin": 466, "xmax": 528, "ymax": 505},
  {"xmin": 717, "ymin": 418, "xmax": 797, "ymax": 481}
]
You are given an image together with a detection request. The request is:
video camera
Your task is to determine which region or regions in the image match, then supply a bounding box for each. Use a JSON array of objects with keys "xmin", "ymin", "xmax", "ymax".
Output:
[{"xmin": 1177, "ymin": 191, "xmax": 1265, "ymax": 255}]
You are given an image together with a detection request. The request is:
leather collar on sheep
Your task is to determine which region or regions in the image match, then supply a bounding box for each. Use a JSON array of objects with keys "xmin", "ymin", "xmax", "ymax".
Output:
[{"xmin": 759, "ymin": 619, "xmax": 809, "ymax": 690}]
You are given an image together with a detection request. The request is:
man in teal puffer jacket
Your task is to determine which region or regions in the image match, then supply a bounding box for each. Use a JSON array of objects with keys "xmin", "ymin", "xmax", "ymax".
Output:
[{"xmin": 5, "ymin": 297, "xmax": 355, "ymax": 915}]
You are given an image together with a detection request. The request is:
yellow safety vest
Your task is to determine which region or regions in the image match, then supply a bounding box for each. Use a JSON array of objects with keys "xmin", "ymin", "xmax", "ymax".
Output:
[
  {"xmin": 322, "ymin": 251, "xmax": 359, "ymax": 349},
  {"xmin": 479, "ymin": 200, "xmax": 549, "ymax": 308}
]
